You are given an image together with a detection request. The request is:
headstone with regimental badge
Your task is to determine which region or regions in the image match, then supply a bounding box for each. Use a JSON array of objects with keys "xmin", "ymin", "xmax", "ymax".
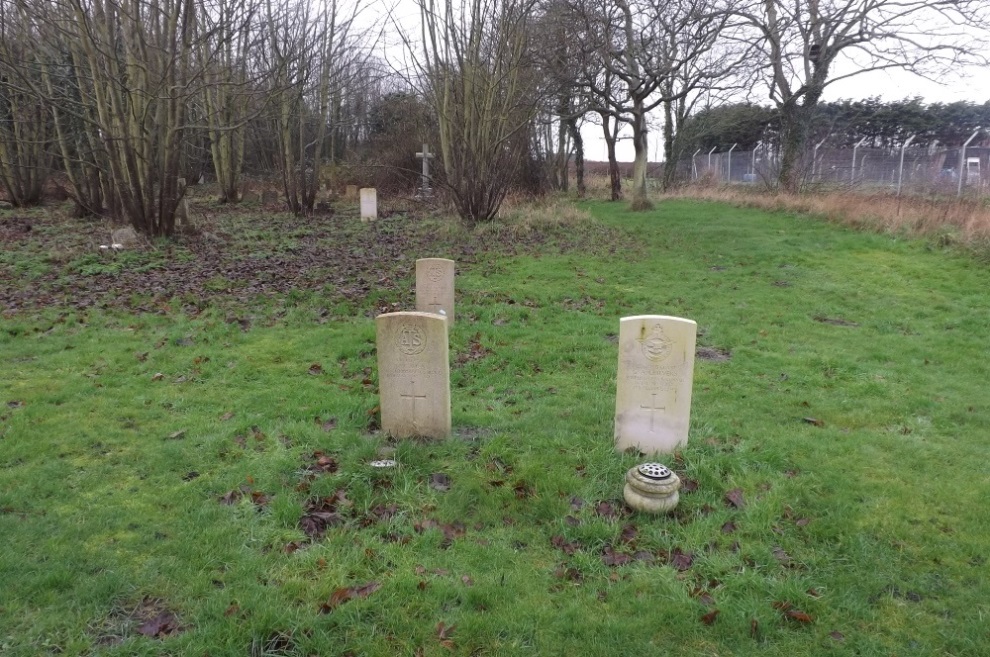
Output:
[
  {"xmin": 415, "ymin": 258, "xmax": 455, "ymax": 324},
  {"xmin": 376, "ymin": 311, "xmax": 451, "ymax": 439},
  {"xmin": 360, "ymin": 188, "xmax": 377, "ymax": 222},
  {"xmin": 614, "ymin": 315, "xmax": 697, "ymax": 454}
]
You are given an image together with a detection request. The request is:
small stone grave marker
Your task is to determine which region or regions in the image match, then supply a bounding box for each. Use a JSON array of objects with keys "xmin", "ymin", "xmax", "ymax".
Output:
[
  {"xmin": 415, "ymin": 258, "xmax": 455, "ymax": 324},
  {"xmin": 614, "ymin": 315, "xmax": 697, "ymax": 454},
  {"xmin": 346, "ymin": 184, "xmax": 358, "ymax": 200},
  {"xmin": 376, "ymin": 311, "xmax": 450, "ymax": 439},
  {"xmin": 111, "ymin": 226, "xmax": 140, "ymax": 248},
  {"xmin": 360, "ymin": 188, "xmax": 377, "ymax": 222}
]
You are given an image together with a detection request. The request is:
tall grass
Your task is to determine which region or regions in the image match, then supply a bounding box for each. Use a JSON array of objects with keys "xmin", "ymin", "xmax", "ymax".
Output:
[{"xmin": 662, "ymin": 183, "xmax": 990, "ymax": 250}]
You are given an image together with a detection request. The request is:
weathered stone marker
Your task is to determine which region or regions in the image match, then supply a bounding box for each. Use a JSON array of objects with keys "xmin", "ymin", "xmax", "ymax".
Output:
[
  {"xmin": 614, "ymin": 315, "xmax": 697, "ymax": 454},
  {"xmin": 376, "ymin": 311, "xmax": 450, "ymax": 439},
  {"xmin": 346, "ymin": 184, "xmax": 358, "ymax": 200},
  {"xmin": 415, "ymin": 258, "xmax": 455, "ymax": 324},
  {"xmin": 415, "ymin": 144, "xmax": 435, "ymax": 198},
  {"xmin": 360, "ymin": 188, "xmax": 377, "ymax": 222}
]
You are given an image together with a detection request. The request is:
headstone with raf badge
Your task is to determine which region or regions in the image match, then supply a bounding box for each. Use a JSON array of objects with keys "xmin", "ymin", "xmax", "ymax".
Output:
[
  {"xmin": 614, "ymin": 315, "xmax": 697, "ymax": 454},
  {"xmin": 415, "ymin": 258, "xmax": 455, "ymax": 324},
  {"xmin": 375, "ymin": 311, "xmax": 451, "ymax": 439}
]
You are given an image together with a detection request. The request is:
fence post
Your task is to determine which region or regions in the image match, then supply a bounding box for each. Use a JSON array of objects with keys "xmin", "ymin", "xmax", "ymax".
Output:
[
  {"xmin": 726, "ymin": 143, "xmax": 737, "ymax": 182},
  {"xmin": 897, "ymin": 135, "xmax": 916, "ymax": 196},
  {"xmin": 851, "ymin": 138, "xmax": 867, "ymax": 184},
  {"xmin": 692, "ymin": 148, "xmax": 701, "ymax": 180},
  {"xmin": 707, "ymin": 146, "xmax": 717, "ymax": 176},
  {"xmin": 958, "ymin": 127, "xmax": 982, "ymax": 197}
]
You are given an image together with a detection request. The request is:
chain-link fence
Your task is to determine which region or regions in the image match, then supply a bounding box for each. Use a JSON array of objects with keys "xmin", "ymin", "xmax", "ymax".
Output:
[{"xmin": 676, "ymin": 145, "xmax": 990, "ymax": 195}]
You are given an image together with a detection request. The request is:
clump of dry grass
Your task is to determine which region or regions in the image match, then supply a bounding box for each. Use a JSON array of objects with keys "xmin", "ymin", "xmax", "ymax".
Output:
[
  {"xmin": 666, "ymin": 185, "xmax": 990, "ymax": 247},
  {"xmin": 490, "ymin": 194, "xmax": 595, "ymax": 236}
]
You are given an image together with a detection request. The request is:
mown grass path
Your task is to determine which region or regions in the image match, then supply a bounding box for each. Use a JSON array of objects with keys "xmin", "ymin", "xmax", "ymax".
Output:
[{"xmin": 1, "ymin": 199, "xmax": 988, "ymax": 656}]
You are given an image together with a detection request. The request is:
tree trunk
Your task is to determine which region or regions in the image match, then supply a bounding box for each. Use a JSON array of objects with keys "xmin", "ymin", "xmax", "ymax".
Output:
[
  {"xmin": 661, "ymin": 98, "xmax": 678, "ymax": 191},
  {"xmin": 777, "ymin": 88, "xmax": 823, "ymax": 193},
  {"xmin": 629, "ymin": 99, "xmax": 653, "ymax": 211},
  {"xmin": 601, "ymin": 112, "xmax": 621, "ymax": 201},
  {"xmin": 565, "ymin": 115, "xmax": 585, "ymax": 197}
]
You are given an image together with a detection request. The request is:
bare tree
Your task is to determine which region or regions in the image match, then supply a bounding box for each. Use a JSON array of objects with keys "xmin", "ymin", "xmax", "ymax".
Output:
[
  {"xmin": 732, "ymin": 0, "xmax": 990, "ymax": 192},
  {"xmin": 262, "ymin": 0, "xmax": 373, "ymax": 214},
  {"xmin": 571, "ymin": 0, "xmax": 731, "ymax": 210},
  {"xmin": 200, "ymin": 0, "xmax": 265, "ymax": 203},
  {"xmin": 413, "ymin": 0, "xmax": 543, "ymax": 223},
  {"xmin": 0, "ymin": 1, "xmax": 50, "ymax": 206}
]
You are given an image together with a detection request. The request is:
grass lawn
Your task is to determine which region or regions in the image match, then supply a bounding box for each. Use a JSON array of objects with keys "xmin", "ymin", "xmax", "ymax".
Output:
[{"xmin": 1, "ymin": 196, "xmax": 988, "ymax": 656}]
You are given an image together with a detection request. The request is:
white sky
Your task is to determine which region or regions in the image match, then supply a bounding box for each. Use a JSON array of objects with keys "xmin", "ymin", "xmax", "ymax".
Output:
[
  {"xmin": 372, "ymin": 2, "xmax": 988, "ymax": 163},
  {"xmin": 585, "ymin": 66, "xmax": 989, "ymax": 163}
]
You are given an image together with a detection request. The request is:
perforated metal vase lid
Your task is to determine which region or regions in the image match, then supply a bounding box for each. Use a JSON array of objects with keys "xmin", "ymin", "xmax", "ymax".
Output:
[{"xmin": 637, "ymin": 463, "xmax": 672, "ymax": 480}]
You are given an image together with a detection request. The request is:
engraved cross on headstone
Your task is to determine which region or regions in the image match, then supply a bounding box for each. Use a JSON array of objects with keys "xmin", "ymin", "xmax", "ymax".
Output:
[
  {"xmin": 415, "ymin": 144, "xmax": 435, "ymax": 198},
  {"xmin": 427, "ymin": 293, "xmax": 443, "ymax": 313},
  {"xmin": 640, "ymin": 393, "xmax": 666, "ymax": 433},
  {"xmin": 400, "ymin": 380, "xmax": 427, "ymax": 420}
]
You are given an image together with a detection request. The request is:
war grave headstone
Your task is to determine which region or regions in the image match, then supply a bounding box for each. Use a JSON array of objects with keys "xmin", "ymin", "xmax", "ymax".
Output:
[
  {"xmin": 415, "ymin": 258, "xmax": 455, "ymax": 324},
  {"xmin": 614, "ymin": 315, "xmax": 697, "ymax": 454},
  {"xmin": 360, "ymin": 188, "xmax": 377, "ymax": 222},
  {"xmin": 376, "ymin": 312, "xmax": 451, "ymax": 439}
]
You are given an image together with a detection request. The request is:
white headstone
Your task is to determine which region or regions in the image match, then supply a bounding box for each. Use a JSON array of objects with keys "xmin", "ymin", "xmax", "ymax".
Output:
[
  {"xmin": 376, "ymin": 312, "xmax": 451, "ymax": 439},
  {"xmin": 360, "ymin": 188, "xmax": 377, "ymax": 222},
  {"xmin": 415, "ymin": 258, "xmax": 455, "ymax": 324},
  {"xmin": 614, "ymin": 315, "xmax": 697, "ymax": 454}
]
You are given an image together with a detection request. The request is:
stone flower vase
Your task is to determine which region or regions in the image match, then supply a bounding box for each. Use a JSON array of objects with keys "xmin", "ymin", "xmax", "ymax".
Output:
[{"xmin": 624, "ymin": 463, "xmax": 681, "ymax": 514}]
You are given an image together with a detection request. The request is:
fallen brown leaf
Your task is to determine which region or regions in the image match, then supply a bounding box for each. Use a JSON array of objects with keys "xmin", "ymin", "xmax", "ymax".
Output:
[
  {"xmin": 785, "ymin": 609, "xmax": 814, "ymax": 623},
  {"xmin": 700, "ymin": 609, "xmax": 720, "ymax": 625},
  {"xmin": 319, "ymin": 582, "xmax": 381, "ymax": 613},
  {"xmin": 136, "ymin": 611, "xmax": 179, "ymax": 638},
  {"xmin": 725, "ymin": 488, "xmax": 746, "ymax": 508}
]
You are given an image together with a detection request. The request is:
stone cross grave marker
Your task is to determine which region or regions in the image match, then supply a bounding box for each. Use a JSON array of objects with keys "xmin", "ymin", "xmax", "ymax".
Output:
[
  {"xmin": 614, "ymin": 315, "xmax": 697, "ymax": 454},
  {"xmin": 415, "ymin": 258, "xmax": 455, "ymax": 324},
  {"xmin": 360, "ymin": 188, "xmax": 377, "ymax": 222},
  {"xmin": 376, "ymin": 311, "xmax": 451, "ymax": 439},
  {"xmin": 415, "ymin": 144, "xmax": 435, "ymax": 198}
]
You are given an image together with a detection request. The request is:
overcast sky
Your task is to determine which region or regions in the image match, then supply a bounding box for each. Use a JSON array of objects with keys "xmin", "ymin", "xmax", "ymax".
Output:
[
  {"xmin": 374, "ymin": 2, "xmax": 988, "ymax": 163},
  {"xmin": 584, "ymin": 65, "xmax": 989, "ymax": 163}
]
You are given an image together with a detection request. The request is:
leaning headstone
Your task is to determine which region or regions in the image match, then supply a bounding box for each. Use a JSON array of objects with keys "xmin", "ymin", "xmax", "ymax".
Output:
[
  {"xmin": 346, "ymin": 184, "xmax": 358, "ymax": 200},
  {"xmin": 376, "ymin": 312, "xmax": 451, "ymax": 439},
  {"xmin": 614, "ymin": 315, "xmax": 697, "ymax": 455},
  {"xmin": 415, "ymin": 258, "xmax": 455, "ymax": 324},
  {"xmin": 111, "ymin": 226, "xmax": 140, "ymax": 248},
  {"xmin": 360, "ymin": 188, "xmax": 377, "ymax": 222}
]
